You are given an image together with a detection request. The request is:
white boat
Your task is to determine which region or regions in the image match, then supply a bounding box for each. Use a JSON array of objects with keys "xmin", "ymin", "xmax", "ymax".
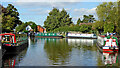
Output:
[{"xmin": 66, "ymin": 33, "xmax": 97, "ymax": 39}]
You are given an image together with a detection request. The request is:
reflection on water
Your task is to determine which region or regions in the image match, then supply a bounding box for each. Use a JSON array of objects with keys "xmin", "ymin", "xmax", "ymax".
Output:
[
  {"xmin": 67, "ymin": 39, "xmax": 96, "ymax": 46},
  {"xmin": 2, "ymin": 47, "xmax": 28, "ymax": 67},
  {"xmin": 103, "ymin": 52, "xmax": 118, "ymax": 66},
  {"xmin": 44, "ymin": 38, "xmax": 72, "ymax": 65},
  {"xmin": 2, "ymin": 38, "xmax": 120, "ymax": 66}
]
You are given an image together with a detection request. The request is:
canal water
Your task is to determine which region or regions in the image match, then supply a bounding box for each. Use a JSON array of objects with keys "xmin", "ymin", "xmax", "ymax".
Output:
[{"xmin": 2, "ymin": 37, "xmax": 120, "ymax": 67}]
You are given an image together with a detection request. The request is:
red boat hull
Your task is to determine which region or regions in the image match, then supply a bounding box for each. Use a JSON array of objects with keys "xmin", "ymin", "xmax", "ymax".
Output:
[{"xmin": 103, "ymin": 49, "xmax": 118, "ymax": 52}]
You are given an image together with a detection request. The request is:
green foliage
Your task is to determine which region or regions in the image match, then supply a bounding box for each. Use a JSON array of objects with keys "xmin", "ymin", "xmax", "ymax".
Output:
[
  {"xmin": 104, "ymin": 22, "xmax": 114, "ymax": 33},
  {"xmin": 54, "ymin": 25, "xmax": 80, "ymax": 33},
  {"xmin": 82, "ymin": 15, "xmax": 96, "ymax": 23},
  {"xmin": 15, "ymin": 21, "xmax": 37, "ymax": 32},
  {"xmin": 54, "ymin": 24, "xmax": 92, "ymax": 33},
  {"xmin": 44, "ymin": 8, "xmax": 73, "ymax": 32},
  {"xmin": 95, "ymin": 2, "xmax": 118, "ymax": 33},
  {"xmin": 117, "ymin": 1, "xmax": 120, "ymax": 34},
  {"xmin": 79, "ymin": 24, "xmax": 92, "ymax": 33},
  {"xmin": 76, "ymin": 18, "xmax": 81, "ymax": 25},
  {"xmin": 2, "ymin": 4, "xmax": 22, "ymax": 32}
]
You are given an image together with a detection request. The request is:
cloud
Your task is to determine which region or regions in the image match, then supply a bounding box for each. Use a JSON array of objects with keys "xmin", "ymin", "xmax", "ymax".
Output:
[
  {"xmin": 73, "ymin": 7, "xmax": 97, "ymax": 19},
  {"xmin": 1, "ymin": 0, "xmax": 117, "ymax": 2},
  {"xmin": 72, "ymin": 7, "xmax": 97, "ymax": 24},
  {"xmin": 12, "ymin": 2, "xmax": 78, "ymax": 9},
  {"xmin": 20, "ymin": 9, "xmax": 51, "ymax": 16},
  {"xmin": 74, "ymin": 7, "xmax": 96, "ymax": 14}
]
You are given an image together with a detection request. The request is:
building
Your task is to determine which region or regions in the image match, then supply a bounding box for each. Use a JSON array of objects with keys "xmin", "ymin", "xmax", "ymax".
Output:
[
  {"xmin": 37, "ymin": 25, "xmax": 45, "ymax": 33},
  {"xmin": 26, "ymin": 25, "xmax": 33, "ymax": 31},
  {"xmin": 80, "ymin": 23, "xmax": 92, "ymax": 25}
]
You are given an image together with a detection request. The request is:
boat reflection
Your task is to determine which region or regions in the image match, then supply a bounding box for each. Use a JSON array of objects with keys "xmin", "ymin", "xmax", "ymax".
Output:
[
  {"xmin": 67, "ymin": 39, "xmax": 96, "ymax": 46},
  {"xmin": 66, "ymin": 38, "xmax": 97, "ymax": 51},
  {"xmin": 103, "ymin": 52, "xmax": 118, "ymax": 66},
  {"xmin": 2, "ymin": 46, "xmax": 28, "ymax": 67}
]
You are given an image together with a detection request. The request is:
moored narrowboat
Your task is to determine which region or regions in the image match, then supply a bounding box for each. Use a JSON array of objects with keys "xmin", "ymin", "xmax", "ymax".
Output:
[
  {"xmin": 97, "ymin": 35, "xmax": 119, "ymax": 52},
  {"xmin": 35, "ymin": 33, "xmax": 64, "ymax": 38},
  {"xmin": 0, "ymin": 33, "xmax": 28, "ymax": 52},
  {"xmin": 66, "ymin": 32, "xmax": 97, "ymax": 39}
]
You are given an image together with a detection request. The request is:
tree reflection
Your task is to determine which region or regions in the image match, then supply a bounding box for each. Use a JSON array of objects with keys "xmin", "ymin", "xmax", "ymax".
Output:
[{"xmin": 44, "ymin": 38, "xmax": 72, "ymax": 65}]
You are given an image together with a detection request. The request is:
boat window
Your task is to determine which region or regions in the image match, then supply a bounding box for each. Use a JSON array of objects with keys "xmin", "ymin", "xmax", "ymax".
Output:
[
  {"xmin": 2, "ymin": 35, "xmax": 10, "ymax": 42},
  {"xmin": 0, "ymin": 36, "xmax": 1, "ymax": 41}
]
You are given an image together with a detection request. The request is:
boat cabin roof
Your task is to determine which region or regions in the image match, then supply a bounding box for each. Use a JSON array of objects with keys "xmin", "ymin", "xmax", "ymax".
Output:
[{"xmin": 0, "ymin": 33, "xmax": 15, "ymax": 36}]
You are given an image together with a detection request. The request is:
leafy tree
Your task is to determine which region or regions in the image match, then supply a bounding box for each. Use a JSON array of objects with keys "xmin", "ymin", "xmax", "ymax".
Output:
[
  {"xmin": 44, "ymin": 8, "xmax": 73, "ymax": 32},
  {"xmin": 1, "ymin": 4, "xmax": 22, "ymax": 32},
  {"xmin": 104, "ymin": 22, "xmax": 114, "ymax": 33},
  {"xmin": 117, "ymin": 1, "xmax": 120, "ymax": 34},
  {"xmin": 76, "ymin": 18, "xmax": 81, "ymax": 25},
  {"xmin": 82, "ymin": 15, "xmax": 96, "ymax": 23},
  {"xmin": 15, "ymin": 23, "xmax": 26, "ymax": 32},
  {"xmin": 15, "ymin": 21, "xmax": 37, "ymax": 32},
  {"xmin": 79, "ymin": 24, "xmax": 92, "ymax": 33},
  {"xmin": 96, "ymin": 2, "xmax": 118, "ymax": 33},
  {"xmin": 54, "ymin": 25, "xmax": 80, "ymax": 33},
  {"xmin": 92, "ymin": 21, "xmax": 104, "ymax": 33}
]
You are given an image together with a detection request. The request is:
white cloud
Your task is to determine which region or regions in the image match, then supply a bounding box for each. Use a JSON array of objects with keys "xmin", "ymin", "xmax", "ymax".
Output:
[
  {"xmin": 12, "ymin": 2, "xmax": 77, "ymax": 9},
  {"xmin": 72, "ymin": 7, "xmax": 98, "ymax": 24},
  {"xmin": 59, "ymin": 8, "xmax": 71, "ymax": 11},
  {"xmin": 20, "ymin": 9, "xmax": 51, "ymax": 16},
  {"xmin": 1, "ymin": 0, "xmax": 117, "ymax": 2},
  {"xmin": 74, "ymin": 7, "xmax": 96, "ymax": 15}
]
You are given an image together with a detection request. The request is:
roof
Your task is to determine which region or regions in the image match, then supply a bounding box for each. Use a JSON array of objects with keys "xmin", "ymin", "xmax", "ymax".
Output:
[
  {"xmin": 0, "ymin": 33, "xmax": 15, "ymax": 36},
  {"xmin": 37, "ymin": 25, "xmax": 45, "ymax": 29},
  {"xmin": 80, "ymin": 23, "xmax": 92, "ymax": 25}
]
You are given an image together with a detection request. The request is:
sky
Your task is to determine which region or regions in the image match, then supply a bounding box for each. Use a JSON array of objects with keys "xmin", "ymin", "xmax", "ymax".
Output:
[{"xmin": 0, "ymin": 0, "xmax": 117, "ymax": 26}]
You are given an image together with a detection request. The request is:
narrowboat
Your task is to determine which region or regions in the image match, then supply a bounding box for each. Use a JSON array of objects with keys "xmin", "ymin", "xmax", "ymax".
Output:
[
  {"xmin": 66, "ymin": 32, "xmax": 97, "ymax": 39},
  {"xmin": 0, "ymin": 33, "xmax": 28, "ymax": 53},
  {"xmin": 35, "ymin": 33, "xmax": 64, "ymax": 38},
  {"xmin": 97, "ymin": 35, "xmax": 119, "ymax": 52}
]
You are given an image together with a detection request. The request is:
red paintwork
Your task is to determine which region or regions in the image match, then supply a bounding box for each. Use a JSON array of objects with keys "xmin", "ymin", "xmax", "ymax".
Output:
[
  {"xmin": 0, "ymin": 33, "xmax": 16, "ymax": 43},
  {"xmin": 103, "ymin": 51, "xmax": 118, "ymax": 54},
  {"xmin": 5, "ymin": 44, "xmax": 11, "ymax": 46},
  {"xmin": 99, "ymin": 35, "xmax": 105, "ymax": 38},
  {"xmin": 103, "ymin": 49, "xmax": 119, "ymax": 52}
]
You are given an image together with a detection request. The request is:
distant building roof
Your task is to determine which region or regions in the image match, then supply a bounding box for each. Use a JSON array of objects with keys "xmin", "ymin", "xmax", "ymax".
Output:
[
  {"xmin": 37, "ymin": 25, "xmax": 45, "ymax": 29},
  {"xmin": 80, "ymin": 23, "xmax": 92, "ymax": 25}
]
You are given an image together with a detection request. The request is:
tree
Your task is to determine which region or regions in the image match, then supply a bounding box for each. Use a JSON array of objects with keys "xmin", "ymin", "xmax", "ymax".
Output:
[
  {"xmin": 76, "ymin": 18, "xmax": 81, "ymax": 25},
  {"xmin": 15, "ymin": 21, "xmax": 37, "ymax": 32},
  {"xmin": 117, "ymin": 1, "xmax": 120, "ymax": 34},
  {"xmin": 1, "ymin": 4, "xmax": 22, "ymax": 32},
  {"xmin": 26, "ymin": 21, "xmax": 37, "ymax": 32},
  {"xmin": 44, "ymin": 8, "xmax": 73, "ymax": 32},
  {"xmin": 79, "ymin": 24, "xmax": 92, "ymax": 33},
  {"xmin": 92, "ymin": 21, "xmax": 104, "ymax": 33},
  {"xmin": 15, "ymin": 23, "xmax": 26, "ymax": 32},
  {"xmin": 82, "ymin": 15, "xmax": 96, "ymax": 23},
  {"xmin": 96, "ymin": 2, "xmax": 118, "ymax": 33},
  {"xmin": 104, "ymin": 22, "xmax": 114, "ymax": 33}
]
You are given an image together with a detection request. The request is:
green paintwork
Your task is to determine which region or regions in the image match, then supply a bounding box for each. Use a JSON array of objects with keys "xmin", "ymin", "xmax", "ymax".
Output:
[
  {"xmin": 37, "ymin": 33, "xmax": 61, "ymax": 36},
  {"xmin": 103, "ymin": 36, "xmax": 119, "ymax": 46}
]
